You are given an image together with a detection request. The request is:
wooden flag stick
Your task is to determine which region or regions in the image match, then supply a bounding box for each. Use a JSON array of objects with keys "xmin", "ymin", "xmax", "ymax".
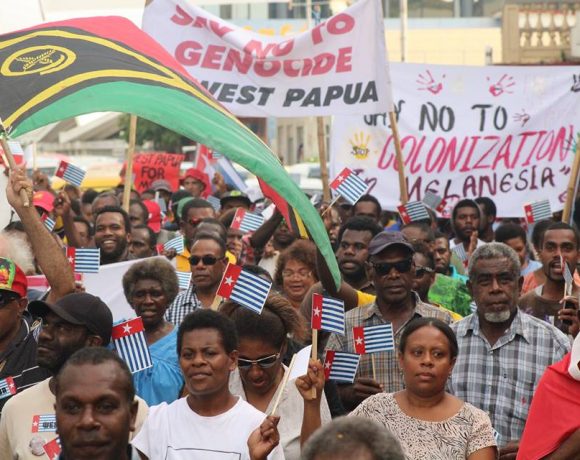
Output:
[
  {"xmin": 320, "ymin": 194, "xmax": 341, "ymax": 217},
  {"xmin": 389, "ymin": 111, "xmax": 409, "ymax": 204},
  {"xmin": 0, "ymin": 127, "xmax": 29, "ymax": 207},
  {"xmin": 562, "ymin": 133, "xmax": 580, "ymax": 224},
  {"xmin": 371, "ymin": 354, "xmax": 377, "ymax": 382},
  {"xmin": 317, "ymin": 117, "xmax": 331, "ymax": 202},
  {"xmin": 270, "ymin": 353, "xmax": 297, "ymax": 416},
  {"xmin": 122, "ymin": 114, "xmax": 138, "ymax": 212},
  {"xmin": 310, "ymin": 328, "xmax": 318, "ymax": 399}
]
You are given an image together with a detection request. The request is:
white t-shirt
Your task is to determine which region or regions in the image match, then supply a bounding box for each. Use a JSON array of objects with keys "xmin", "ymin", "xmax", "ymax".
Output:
[{"xmin": 132, "ymin": 396, "xmax": 285, "ymax": 460}]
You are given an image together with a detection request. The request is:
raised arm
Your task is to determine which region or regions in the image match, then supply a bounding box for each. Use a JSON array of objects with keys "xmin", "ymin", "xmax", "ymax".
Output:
[
  {"xmin": 249, "ymin": 208, "xmax": 283, "ymax": 250},
  {"xmin": 315, "ymin": 248, "xmax": 359, "ymax": 310},
  {"xmin": 7, "ymin": 166, "xmax": 75, "ymax": 301}
]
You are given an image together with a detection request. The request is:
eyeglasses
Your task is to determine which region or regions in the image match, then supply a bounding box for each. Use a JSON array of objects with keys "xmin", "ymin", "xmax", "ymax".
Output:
[
  {"xmin": 0, "ymin": 291, "xmax": 19, "ymax": 308},
  {"xmin": 415, "ymin": 266, "xmax": 434, "ymax": 277},
  {"xmin": 281, "ymin": 269, "xmax": 312, "ymax": 279},
  {"xmin": 371, "ymin": 258, "xmax": 413, "ymax": 276},
  {"xmin": 189, "ymin": 255, "xmax": 224, "ymax": 266},
  {"xmin": 238, "ymin": 353, "xmax": 281, "ymax": 369}
]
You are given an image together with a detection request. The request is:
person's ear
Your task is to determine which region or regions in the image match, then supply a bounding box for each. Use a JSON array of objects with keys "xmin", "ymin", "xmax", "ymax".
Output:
[
  {"xmin": 129, "ymin": 400, "xmax": 139, "ymax": 433},
  {"xmin": 229, "ymin": 350, "xmax": 239, "ymax": 371},
  {"xmin": 17, "ymin": 297, "xmax": 28, "ymax": 316},
  {"xmin": 86, "ymin": 335, "xmax": 104, "ymax": 347}
]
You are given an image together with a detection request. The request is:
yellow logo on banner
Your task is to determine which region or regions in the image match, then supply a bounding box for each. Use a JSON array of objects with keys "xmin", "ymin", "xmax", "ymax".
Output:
[
  {"xmin": 1, "ymin": 45, "xmax": 76, "ymax": 76},
  {"xmin": 349, "ymin": 132, "xmax": 371, "ymax": 159}
]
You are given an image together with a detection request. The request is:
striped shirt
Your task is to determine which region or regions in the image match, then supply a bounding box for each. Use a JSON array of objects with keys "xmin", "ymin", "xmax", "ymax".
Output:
[
  {"xmin": 165, "ymin": 285, "xmax": 203, "ymax": 325},
  {"xmin": 448, "ymin": 310, "xmax": 570, "ymax": 446},
  {"xmin": 326, "ymin": 294, "xmax": 453, "ymax": 393}
]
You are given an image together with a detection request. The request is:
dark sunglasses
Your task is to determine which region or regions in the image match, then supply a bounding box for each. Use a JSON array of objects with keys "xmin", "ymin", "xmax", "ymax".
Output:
[
  {"xmin": 371, "ymin": 258, "xmax": 413, "ymax": 276},
  {"xmin": 0, "ymin": 291, "xmax": 19, "ymax": 308},
  {"xmin": 189, "ymin": 255, "xmax": 224, "ymax": 266},
  {"xmin": 237, "ymin": 353, "xmax": 280, "ymax": 369},
  {"xmin": 415, "ymin": 266, "xmax": 434, "ymax": 277}
]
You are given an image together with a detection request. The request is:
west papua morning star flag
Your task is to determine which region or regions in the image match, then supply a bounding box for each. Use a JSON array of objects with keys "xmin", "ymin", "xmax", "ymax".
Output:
[
  {"xmin": 330, "ymin": 168, "xmax": 368, "ymax": 205},
  {"xmin": 43, "ymin": 437, "xmax": 61, "ymax": 460},
  {"xmin": 42, "ymin": 215, "xmax": 56, "ymax": 232},
  {"xmin": 353, "ymin": 323, "xmax": 395, "ymax": 354},
  {"xmin": 0, "ymin": 376, "xmax": 16, "ymax": 400},
  {"xmin": 324, "ymin": 350, "xmax": 360, "ymax": 383},
  {"xmin": 31, "ymin": 414, "xmax": 57, "ymax": 433},
  {"xmin": 230, "ymin": 208, "xmax": 264, "ymax": 233},
  {"xmin": 55, "ymin": 160, "xmax": 86, "ymax": 187},
  {"xmin": 164, "ymin": 236, "xmax": 185, "ymax": 254},
  {"xmin": 524, "ymin": 200, "xmax": 552, "ymax": 224},
  {"xmin": 176, "ymin": 270, "xmax": 192, "ymax": 290},
  {"xmin": 217, "ymin": 263, "xmax": 272, "ymax": 314},
  {"xmin": 397, "ymin": 201, "xmax": 431, "ymax": 224},
  {"xmin": 311, "ymin": 293, "xmax": 345, "ymax": 335},
  {"xmin": 66, "ymin": 247, "xmax": 100, "ymax": 273},
  {"xmin": 422, "ymin": 191, "xmax": 447, "ymax": 213},
  {"xmin": 112, "ymin": 317, "xmax": 153, "ymax": 374}
]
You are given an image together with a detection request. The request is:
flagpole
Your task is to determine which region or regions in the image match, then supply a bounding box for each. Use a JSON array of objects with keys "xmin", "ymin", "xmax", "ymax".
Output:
[
  {"xmin": 371, "ymin": 354, "xmax": 377, "ymax": 382},
  {"xmin": 270, "ymin": 353, "xmax": 297, "ymax": 416},
  {"xmin": 310, "ymin": 328, "xmax": 318, "ymax": 399},
  {"xmin": 320, "ymin": 194, "xmax": 341, "ymax": 217},
  {"xmin": 0, "ymin": 119, "xmax": 30, "ymax": 207},
  {"xmin": 122, "ymin": 114, "xmax": 138, "ymax": 212},
  {"xmin": 562, "ymin": 133, "xmax": 580, "ymax": 224},
  {"xmin": 389, "ymin": 112, "xmax": 408, "ymax": 204}
]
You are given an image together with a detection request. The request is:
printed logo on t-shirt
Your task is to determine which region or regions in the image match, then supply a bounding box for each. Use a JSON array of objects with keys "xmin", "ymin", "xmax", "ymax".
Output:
[
  {"xmin": 31, "ymin": 414, "xmax": 57, "ymax": 433},
  {"xmin": 167, "ymin": 447, "xmax": 241, "ymax": 459}
]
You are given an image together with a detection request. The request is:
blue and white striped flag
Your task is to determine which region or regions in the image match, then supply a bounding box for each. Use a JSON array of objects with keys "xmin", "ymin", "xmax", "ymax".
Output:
[
  {"xmin": 66, "ymin": 247, "xmax": 100, "ymax": 273},
  {"xmin": 324, "ymin": 351, "xmax": 360, "ymax": 383},
  {"xmin": 112, "ymin": 317, "xmax": 153, "ymax": 374},
  {"xmin": 312, "ymin": 293, "xmax": 345, "ymax": 335},
  {"xmin": 330, "ymin": 168, "xmax": 368, "ymax": 205},
  {"xmin": 176, "ymin": 270, "xmax": 192, "ymax": 290},
  {"xmin": 231, "ymin": 208, "xmax": 264, "ymax": 233},
  {"xmin": 55, "ymin": 161, "xmax": 86, "ymax": 187},
  {"xmin": 217, "ymin": 263, "xmax": 272, "ymax": 314},
  {"xmin": 43, "ymin": 216, "xmax": 56, "ymax": 232},
  {"xmin": 353, "ymin": 324, "xmax": 395, "ymax": 354},
  {"xmin": 207, "ymin": 195, "xmax": 221, "ymax": 212},
  {"xmin": 164, "ymin": 236, "xmax": 185, "ymax": 254},
  {"xmin": 397, "ymin": 201, "xmax": 431, "ymax": 224},
  {"xmin": 0, "ymin": 376, "xmax": 16, "ymax": 400}
]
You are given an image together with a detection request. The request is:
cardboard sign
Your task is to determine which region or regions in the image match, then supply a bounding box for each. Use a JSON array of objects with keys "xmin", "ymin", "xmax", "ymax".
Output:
[{"xmin": 132, "ymin": 152, "xmax": 184, "ymax": 193}]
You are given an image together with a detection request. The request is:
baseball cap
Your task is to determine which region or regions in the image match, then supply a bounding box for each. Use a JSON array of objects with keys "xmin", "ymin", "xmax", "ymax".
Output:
[
  {"xmin": 0, "ymin": 257, "xmax": 27, "ymax": 297},
  {"xmin": 368, "ymin": 231, "xmax": 414, "ymax": 256},
  {"xmin": 33, "ymin": 191, "xmax": 55, "ymax": 213},
  {"xmin": 220, "ymin": 191, "xmax": 252, "ymax": 208},
  {"xmin": 28, "ymin": 293, "xmax": 113, "ymax": 345},
  {"xmin": 143, "ymin": 200, "xmax": 162, "ymax": 233},
  {"xmin": 151, "ymin": 179, "xmax": 172, "ymax": 193}
]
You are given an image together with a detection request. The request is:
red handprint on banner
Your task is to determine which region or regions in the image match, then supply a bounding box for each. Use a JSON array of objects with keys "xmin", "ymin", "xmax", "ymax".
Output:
[
  {"xmin": 417, "ymin": 70, "xmax": 445, "ymax": 95},
  {"xmin": 488, "ymin": 74, "xmax": 515, "ymax": 97}
]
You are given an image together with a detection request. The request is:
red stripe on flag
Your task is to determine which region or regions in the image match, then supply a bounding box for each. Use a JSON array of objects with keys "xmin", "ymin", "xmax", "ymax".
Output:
[
  {"xmin": 31, "ymin": 415, "xmax": 40, "ymax": 433},
  {"xmin": 353, "ymin": 327, "xmax": 366, "ymax": 354},
  {"xmin": 330, "ymin": 167, "xmax": 351, "ymax": 189},
  {"xmin": 230, "ymin": 208, "xmax": 246, "ymax": 231},
  {"xmin": 217, "ymin": 264, "xmax": 242, "ymax": 298},
  {"xmin": 66, "ymin": 247, "xmax": 76, "ymax": 271},
  {"xmin": 112, "ymin": 317, "xmax": 145, "ymax": 340},
  {"xmin": 311, "ymin": 293, "xmax": 324, "ymax": 330},
  {"xmin": 324, "ymin": 350, "xmax": 335, "ymax": 380}
]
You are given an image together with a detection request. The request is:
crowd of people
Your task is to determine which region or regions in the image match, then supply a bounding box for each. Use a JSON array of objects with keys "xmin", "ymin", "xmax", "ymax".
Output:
[{"xmin": 0, "ymin": 162, "xmax": 579, "ymax": 460}]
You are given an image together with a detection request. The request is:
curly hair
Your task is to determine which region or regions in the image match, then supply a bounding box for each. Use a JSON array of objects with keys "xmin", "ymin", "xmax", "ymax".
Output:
[
  {"xmin": 122, "ymin": 258, "xmax": 179, "ymax": 305},
  {"xmin": 273, "ymin": 239, "xmax": 318, "ymax": 287},
  {"xmin": 220, "ymin": 292, "xmax": 307, "ymax": 346}
]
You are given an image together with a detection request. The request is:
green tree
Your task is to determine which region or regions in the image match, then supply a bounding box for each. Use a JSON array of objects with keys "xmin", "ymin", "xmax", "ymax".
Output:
[{"xmin": 119, "ymin": 114, "xmax": 191, "ymax": 153}]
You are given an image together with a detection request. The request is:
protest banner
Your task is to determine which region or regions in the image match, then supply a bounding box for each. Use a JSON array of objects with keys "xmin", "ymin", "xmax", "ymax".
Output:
[
  {"xmin": 330, "ymin": 63, "xmax": 580, "ymax": 217},
  {"xmin": 142, "ymin": 0, "xmax": 393, "ymax": 117},
  {"xmin": 132, "ymin": 152, "xmax": 185, "ymax": 193}
]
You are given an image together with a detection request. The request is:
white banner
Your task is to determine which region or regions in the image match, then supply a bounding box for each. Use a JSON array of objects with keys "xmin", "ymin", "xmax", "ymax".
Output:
[
  {"xmin": 143, "ymin": 0, "xmax": 393, "ymax": 117},
  {"xmin": 330, "ymin": 63, "xmax": 580, "ymax": 217}
]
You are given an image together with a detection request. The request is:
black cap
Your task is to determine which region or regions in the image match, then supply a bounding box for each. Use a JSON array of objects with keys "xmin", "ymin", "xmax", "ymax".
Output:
[
  {"xmin": 368, "ymin": 231, "xmax": 414, "ymax": 256},
  {"xmin": 220, "ymin": 191, "xmax": 252, "ymax": 208},
  {"xmin": 28, "ymin": 292, "xmax": 113, "ymax": 346}
]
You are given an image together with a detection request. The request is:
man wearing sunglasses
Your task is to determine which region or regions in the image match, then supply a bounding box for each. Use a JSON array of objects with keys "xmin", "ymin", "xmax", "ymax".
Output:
[
  {"xmin": 326, "ymin": 231, "xmax": 452, "ymax": 411},
  {"xmin": 175, "ymin": 199, "xmax": 216, "ymax": 272},
  {"xmin": 167, "ymin": 233, "xmax": 228, "ymax": 325}
]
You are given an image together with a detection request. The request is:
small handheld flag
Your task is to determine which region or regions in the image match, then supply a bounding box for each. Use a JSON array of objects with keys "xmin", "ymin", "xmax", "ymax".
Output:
[
  {"xmin": 562, "ymin": 255, "xmax": 574, "ymax": 287},
  {"xmin": 231, "ymin": 208, "xmax": 264, "ymax": 233},
  {"xmin": 311, "ymin": 293, "xmax": 345, "ymax": 335},
  {"xmin": 176, "ymin": 270, "xmax": 192, "ymax": 290},
  {"xmin": 422, "ymin": 192, "xmax": 447, "ymax": 213},
  {"xmin": 397, "ymin": 201, "xmax": 431, "ymax": 224},
  {"xmin": 324, "ymin": 350, "xmax": 360, "ymax": 383},
  {"xmin": 353, "ymin": 324, "xmax": 395, "ymax": 354},
  {"xmin": 164, "ymin": 236, "xmax": 185, "ymax": 254},
  {"xmin": 112, "ymin": 317, "xmax": 153, "ymax": 374},
  {"xmin": 524, "ymin": 200, "xmax": 552, "ymax": 224},
  {"xmin": 207, "ymin": 195, "xmax": 221, "ymax": 212},
  {"xmin": 66, "ymin": 247, "xmax": 100, "ymax": 273},
  {"xmin": 217, "ymin": 263, "xmax": 272, "ymax": 314},
  {"xmin": 55, "ymin": 161, "xmax": 86, "ymax": 187},
  {"xmin": 43, "ymin": 437, "xmax": 61, "ymax": 460},
  {"xmin": 451, "ymin": 244, "xmax": 468, "ymax": 266},
  {"xmin": 0, "ymin": 376, "xmax": 16, "ymax": 400},
  {"xmin": 330, "ymin": 168, "xmax": 368, "ymax": 205},
  {"xmin": 42, "ymin": 215, "xmax": 55, "ymax": 232}
]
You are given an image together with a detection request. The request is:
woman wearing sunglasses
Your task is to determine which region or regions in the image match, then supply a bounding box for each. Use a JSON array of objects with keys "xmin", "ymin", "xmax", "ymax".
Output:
[
  {"xmin": 351, "ymin": 318, "xmax": 497, "ymax": 460},
  {"xmin": 122, "ymin": 258, "xmax": 184, "ymax": 406},
  {"xmin": 221, "ymin": 293, "xmax": 331, "ymax": 460}
]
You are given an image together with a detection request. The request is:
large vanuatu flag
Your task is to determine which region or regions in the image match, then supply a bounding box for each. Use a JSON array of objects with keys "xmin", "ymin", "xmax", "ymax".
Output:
[{"xmin": 0, "ymin": 17, "xmax": 340, "ymax": 287}]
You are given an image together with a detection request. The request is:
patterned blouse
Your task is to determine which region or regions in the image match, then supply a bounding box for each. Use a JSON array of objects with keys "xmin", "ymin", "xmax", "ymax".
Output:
[{"xmin": 350, "ymin": 393, "xmax": 497, "ymax": 460}]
